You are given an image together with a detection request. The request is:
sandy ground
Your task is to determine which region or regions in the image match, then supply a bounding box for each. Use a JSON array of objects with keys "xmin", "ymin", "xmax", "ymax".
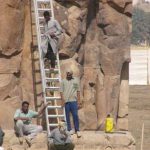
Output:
[{"xmin": 129, "ymin": 85, "xmax": 150, "ymax": 150}]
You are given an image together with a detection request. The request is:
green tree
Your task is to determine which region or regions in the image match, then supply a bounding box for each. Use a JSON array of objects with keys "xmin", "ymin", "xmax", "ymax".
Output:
[{"xmin": 132, "ymin": 7, "xmax": 150, "ymax": 45}]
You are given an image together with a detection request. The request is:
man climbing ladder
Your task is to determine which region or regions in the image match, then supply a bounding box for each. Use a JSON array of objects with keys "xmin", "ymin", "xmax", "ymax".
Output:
[{"xmin": 42, "ymin": 11, "xmax": 63, "ymax": 69}]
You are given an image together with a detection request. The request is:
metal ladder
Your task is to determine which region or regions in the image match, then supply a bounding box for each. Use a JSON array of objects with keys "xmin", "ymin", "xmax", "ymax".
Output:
[{"xmin": 33, "ymin": 0, "xmax": 66, "ymax": 136}]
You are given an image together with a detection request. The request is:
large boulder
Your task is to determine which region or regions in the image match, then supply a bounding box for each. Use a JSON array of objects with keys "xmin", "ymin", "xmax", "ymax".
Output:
[
  {"xmin": 60, "ymin": 58, "xmax": 81, "ymax": 78},
  {"xmin": 80, "ymin": 0, "xmax": 131, "ymax": 130},
  {"xmin": 0, "ymin": 0, "xmax": 25, "ymax": 56},
  {"xmin": 58, "ymin": 5, "xmax": 87, "ymax": 57},
  {"xmin": 0, "ymin": 1, "xmax": 34, "ymax": 128},
  {"xmin": 47, "ymin": 131, "xmax": 135, "ymax": 150},
  {"xmin": 3, "ymin": 131, "xmax": 135, "ymax": 150}
]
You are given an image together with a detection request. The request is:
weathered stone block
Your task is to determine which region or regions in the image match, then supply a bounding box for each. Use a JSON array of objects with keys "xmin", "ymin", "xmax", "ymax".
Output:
[{"xmin": 117, "ymin": 118, "xmax": 129, "ymax": 131}]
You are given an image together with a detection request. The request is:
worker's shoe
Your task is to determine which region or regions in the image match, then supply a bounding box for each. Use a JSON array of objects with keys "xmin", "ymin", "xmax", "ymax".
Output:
[
  {"xmin": 76, "ymin": 131, "xmax": 81, "ymax": 138},
  {"xmin": 18, "ymin": 137, "xmax": 24, "ymax": 145},
  {"xmin": 69, "ymin": 130, "xmax": 75, "ymax": 135},
  {"xmin": 25, "ymin": 137, "xmax": 32, "ymax": 147}
]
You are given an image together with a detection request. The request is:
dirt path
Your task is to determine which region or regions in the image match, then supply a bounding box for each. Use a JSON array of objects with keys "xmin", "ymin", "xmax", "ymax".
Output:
[{"xmin": 129, "ymin": 85, "xmax": 150, "ymax": 150}]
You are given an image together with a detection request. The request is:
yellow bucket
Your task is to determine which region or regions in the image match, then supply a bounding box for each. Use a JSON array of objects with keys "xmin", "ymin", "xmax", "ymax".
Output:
[{"xmin": 105, "ymin": 117, "xmax": 114, "ymax": 133}]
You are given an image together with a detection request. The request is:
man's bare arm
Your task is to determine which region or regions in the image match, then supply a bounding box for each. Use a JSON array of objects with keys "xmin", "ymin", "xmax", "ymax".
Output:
[
  {"xmin": 60, "ymin": 92, "xmax": 65, "ymax": 107},
  {"xmin": 77, "ymin": 91, "xmax": 82, "ymax": 108},
  {"xmin": 77, "ymin": 91, "xmax": 80, "ymax": 103},
  {"xmin": 38, "ymin": 103, "xmax": 49, "ymax": 116}
]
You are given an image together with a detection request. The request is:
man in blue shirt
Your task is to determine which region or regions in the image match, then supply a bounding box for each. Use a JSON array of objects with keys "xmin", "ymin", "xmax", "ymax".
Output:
[{"xmin": 14, "ymin": 101, "xmax": 49, "ymax": 146}]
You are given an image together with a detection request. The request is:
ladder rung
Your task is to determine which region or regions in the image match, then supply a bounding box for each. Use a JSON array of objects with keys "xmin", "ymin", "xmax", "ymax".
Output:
[
  {"xmin": 44, "ymin": 68, "xmax": 59, "ymax": 72},
  {"xmin": 48, "ymin": 115, "xmax": 64, "ymax": 118},
  {"xmin": 38, "ymin": 16, "xmax": 52, "ymax": 20},
  {"xmin": 39, "ymin": 17, "xmax": 44, "ymax": 20},
  {"xmin": 38, "ymin": 8, "xmax": 51, "ymax": 11},
  {"xmin": 47, "ymin": 106, "xmax": 62, "ymax": 109},
  {"xmin": 49, "ymin": 124, "xmax": 58, "ymax": 127},
  {"xmin": 40, "ymin": 25, "xmax": 44, "ymax": 28},
  {"xmin": 46, "ymin": 97, "xmax": 61, "ymax": 100},
  {"xmin": 45, "ymin": 78, "xmax": 59, "ymax": 81},
  {"xmin": 37, "ymin": 0, "xmax": 50, "ymax": 2},
  {"xmin": 46, "ymin": 87, "xmax": 60, "ymax": 90}
]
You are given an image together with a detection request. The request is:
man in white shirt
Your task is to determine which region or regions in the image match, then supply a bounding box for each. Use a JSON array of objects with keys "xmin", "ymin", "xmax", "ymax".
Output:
[
  {"xmin": 42, "ymin": 11, "xmax": 63, "ymax": 69},
  {"xmin": 14, "ymin": 101, "xmax": 49, "ymax": 146}
]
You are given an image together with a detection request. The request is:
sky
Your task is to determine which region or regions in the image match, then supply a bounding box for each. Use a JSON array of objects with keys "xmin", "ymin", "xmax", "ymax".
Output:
[
  {"xmin": 133, "ymin": 0, "xmax": 150, "ymax": 5},
  {"xmin": 133, "ymin": 0, "xmax": 140, "ymax": 5}
]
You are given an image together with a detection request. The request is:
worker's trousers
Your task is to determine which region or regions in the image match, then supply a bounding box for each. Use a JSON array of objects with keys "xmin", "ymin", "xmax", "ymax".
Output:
[
  {"xmin": 15, "ymin": 120, "xmax": 43, "ymax": 139},
  {"xmin": 65, "ymin": 101, "xmax": 79, "ymax": 132}
]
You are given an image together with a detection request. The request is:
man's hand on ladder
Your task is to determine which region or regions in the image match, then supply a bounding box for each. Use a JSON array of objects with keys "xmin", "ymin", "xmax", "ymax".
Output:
[
  {"xmin": 44, "ymin": 102, "xmax": 51, "ymax": 107},
  {"xmin": 40, "ymin": 101, "xmax": 51, "ymax": 108}
]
